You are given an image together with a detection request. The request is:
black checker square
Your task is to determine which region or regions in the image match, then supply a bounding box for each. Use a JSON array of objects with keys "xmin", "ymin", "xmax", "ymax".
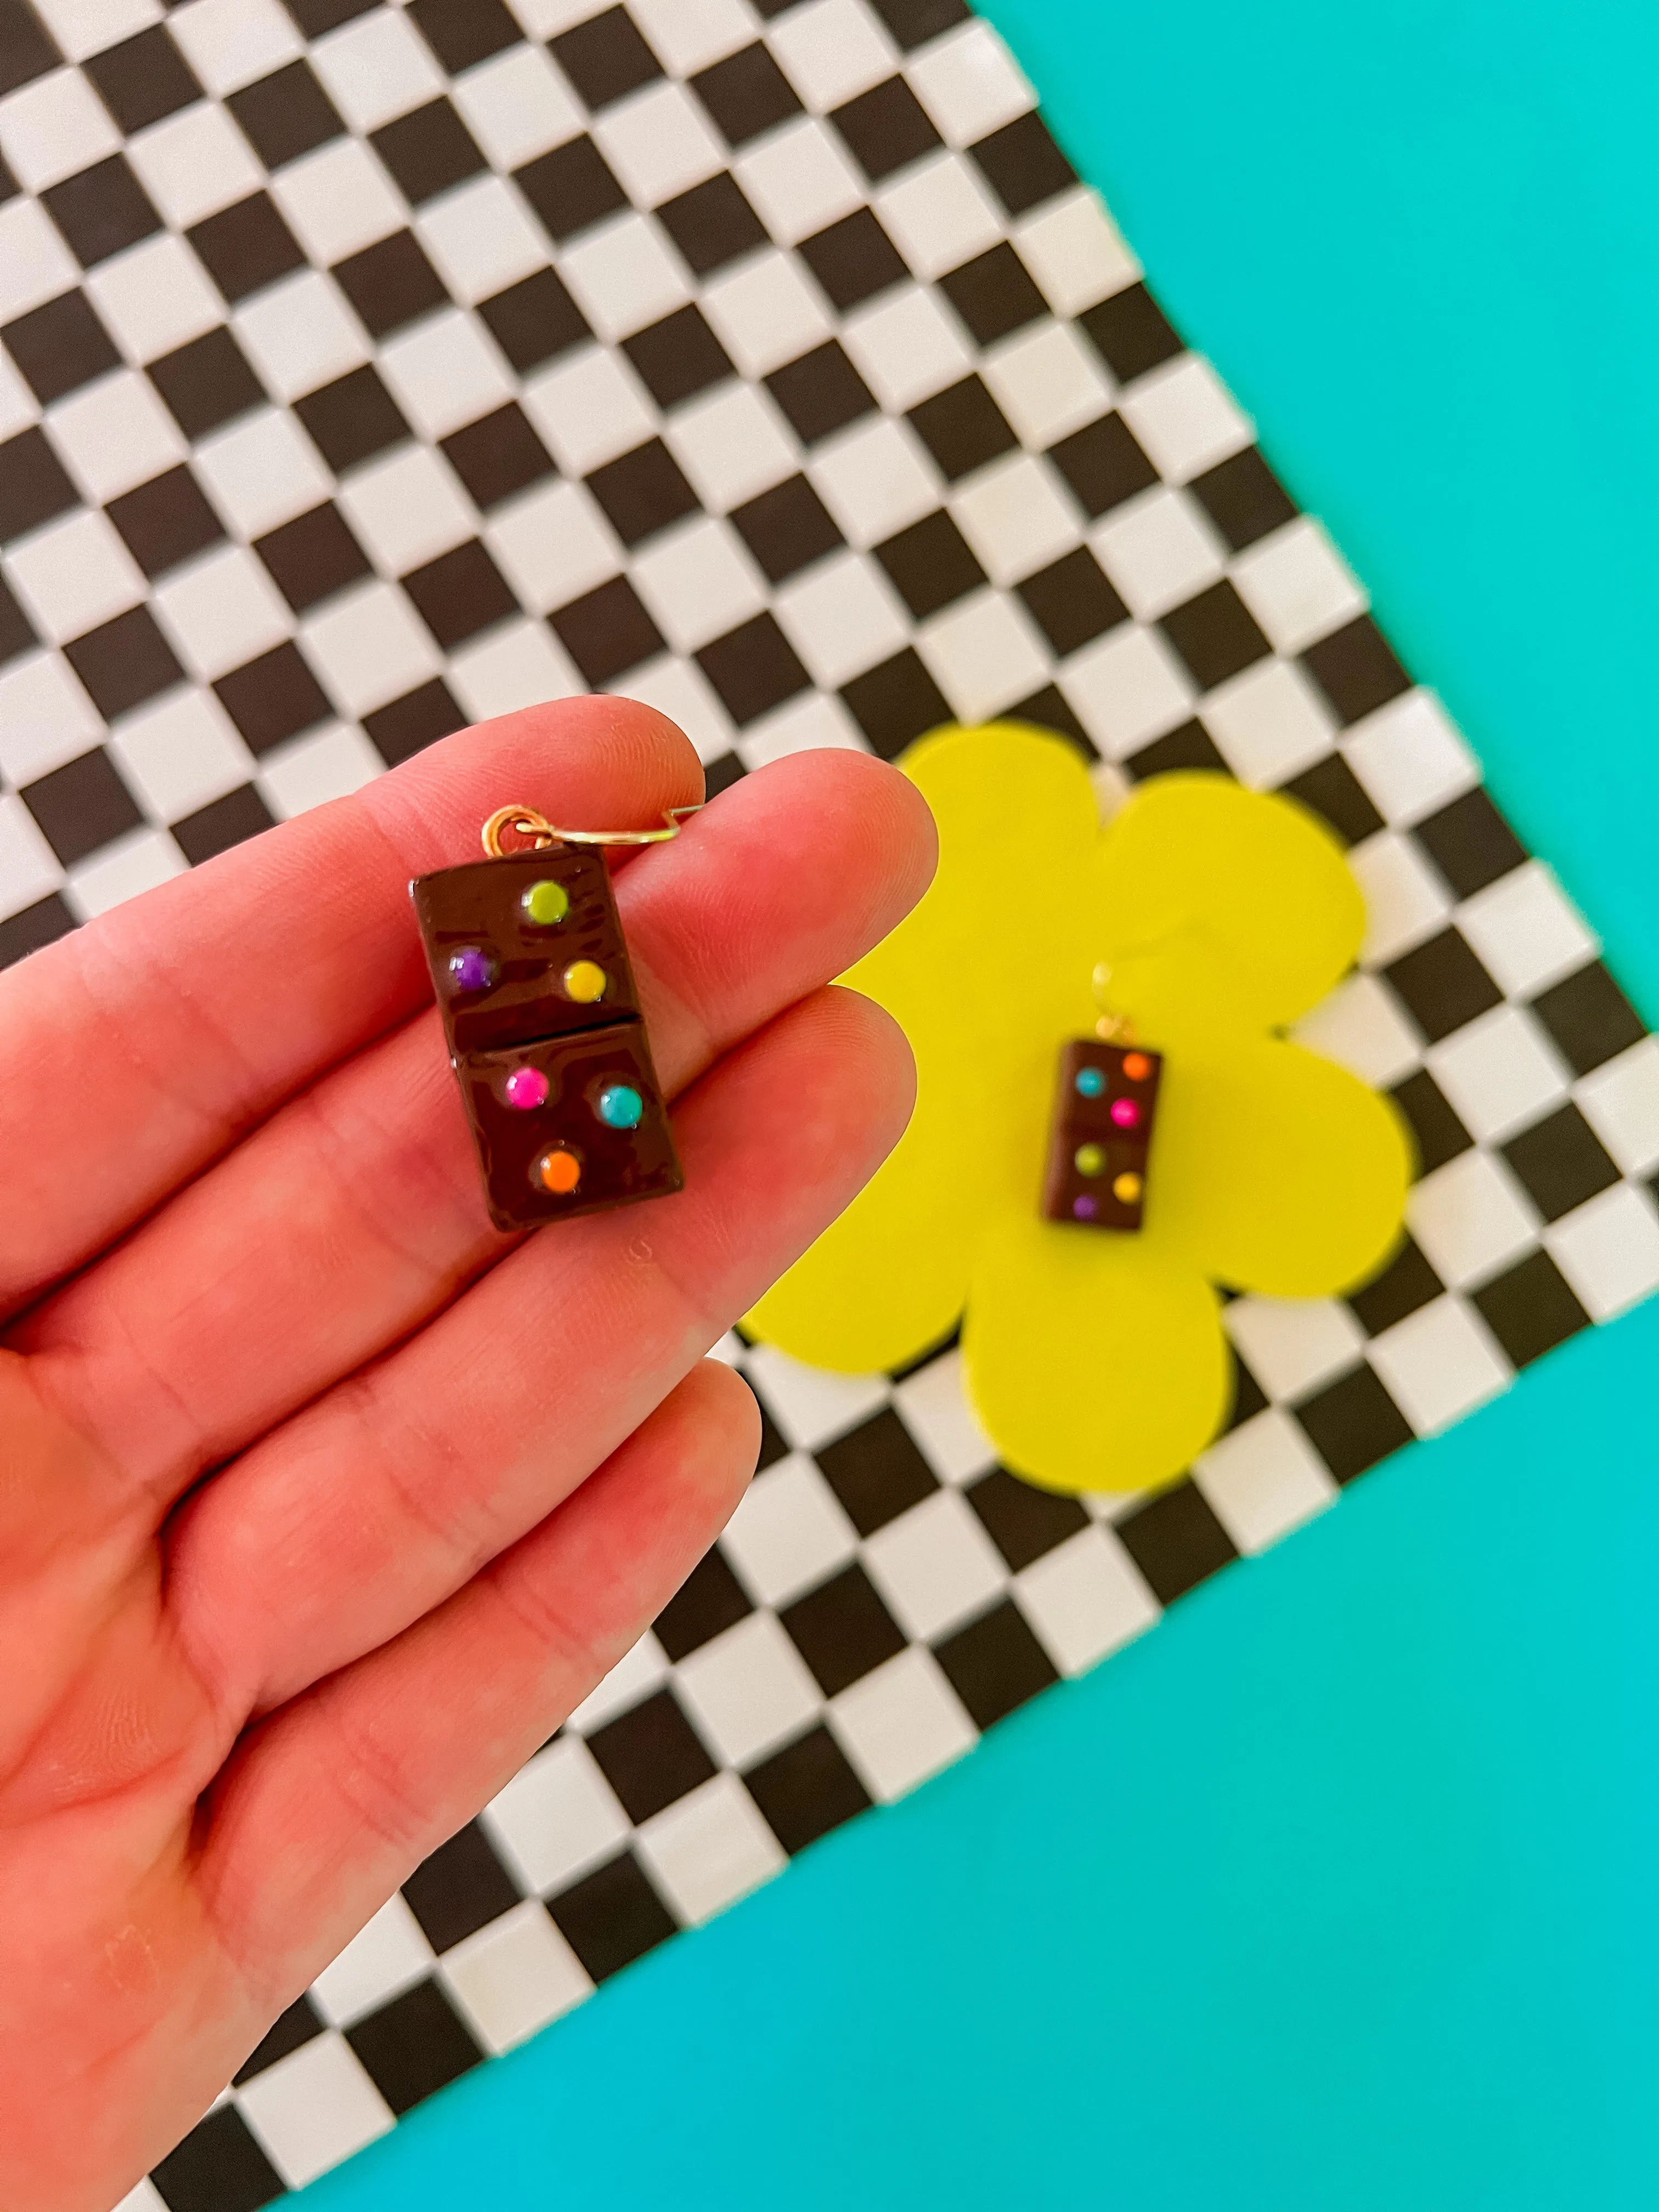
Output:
[
  {"xmin": 229, "ymin": 59, "xmax": 345, "ymax": 169},
  {"xmin": 0, "ymin": 894, "xmax": 76, "ymax": 970},
  {"xmin": 800, "ymin": 207, "xmax": 909, "ymax": 314},
  {"xmin": 346, "ymin": 1978, "xmax": 483, "ymax": 2117},
  {"xmin": 1500, "ymin": 1103, "xmax": 1621, "ymax": 1224},
  {"xmin": 107, "ymin": 465, "xmax": 225, "ymax": 579},
  {"xmin": 586, "ymin": 436, "xmax": 699, "ymax": 545},
  {"xmin": 1471, "ymin": 1249, "xmax": 1590, "ymax": 1369},
  {"xmin": 295, "ymin": 365, "xmax": 412, "ymax": 473},
  {"xmin": 765, "ymin": 340, "xmax": 876, "ymax": 445},
  {"xmin": 1413, "ymin": 785, "xmax": 1527, "ymax": 899},
  {"xmin": 652, "ymin": 1543, "xmax": 754, "ymax": 1662},
  {"xmin": 1224, "ymin": 1345, "xmax": 1269, "ymax": 1432},
  {"xmin": 149, "ymin": 2103, "xmax": 284, "ymax": 2212},
  {"xmin": 868, "ymin": 0, "xmax": 973, "ymax": 47},
  {"xmin": 1160, "ymin": 578, "xmax": 1272, "ymax": 690},
  {"xmin": 1301, "ymin": 613, "xmax": 1412, "ymax": 726},
  {"xmin": 744, "ymin": 1724, "xmax": 872, "ymax": 1855},
  {"xmin": 658, "ymin": 172, "xmax": 768, "ymax": 277},
  {"xmin": 171, "ymin": 784, "xmax": 276, "ymax": 866},
  {"xmin": 842, "ymin": 646, "xmax": 952, "ymax": 759},
  {"xmin": 1531, "ymin": 960, "xmax": 1646, "ymax": 1077},
  {"xmin": 0, "ymin": 567, "xmax": 35, "ymax": 663},
  {"xmin": 697, "ymin": 611, "xmax": 810, "ymax": 725},
  {"xmin": 1188, "ymin": 444, "xmax": 1297, "ymax": 552},
  {"xmin": 938, "ymin": 241, "xmax": 1049, "ymax": 347},
  {"xmin": 1008, "ymin": 682, "xmax": 1096, "ymax": 757},
  {"xmin": 187, "ymin": 193, "xmax": 305, "ymax": 303},
  {"xmin": 1384, "ymin": 927, "xmax": 1504, "ymax": 1045},
  {"xmin": 1018, "ymin": 546, "xmax": 1127, "ymax": 657},
  {"xmin": 730, "ymin": 472, "xmax": 844, "ymax": 583},
  {"xmin": 623, "ymin": 303, "xmax": 735, "ymax": 410},
  {"xmin": 334, "ymin": 229, "xmax": 449, "ymax": 340},
  {"xmin": 215, "ymin": 641, "xmax": 332, "ymax": 755},
  {"xmin": 284, "ymin": 0, "xmax": 380, "ymax": 31},
  {"xmin": 232, "ymin": 1993, "xmax": 326, "ymax": 2086},
  {"xmin": 1389, "ymin": 1068, "xmax": 1474, "ymax": 1176},
  {"xmin": 1295, "ymin": 1362, "xmax": 1415, "ymax": 1484},
  {"xmin": 402, "ymin": 538, "xmax": 520, "ymax": 649},
  {"xmin": 1124, "ymin": 717, "xmax": 1228, "ymax": 782},
  {"xmin": 479, "ymin": 264, "xmax": 591, "ymax": 371},
  {"xmin": 64, "ymin": 606, "xmax": 185, "ymax": 723},
  {"xmin": 149, "ymin": 326, "xmax": 266, "ymax": 438},
  {"xmin": 515, "ymin": 137, "xmax": 629, "ymax": 242},
  {"xmin": 1078, "ymin": 282, "xmax": 1183, "ymax": 383},
  {"xmin": 551, "ymin": 6, "xmax": 663, "ymax": 109},
  {"xmin": 0, "ymin": 424, "xmax": 80, "ymax": 543},
  {"xmin": 1048, "ymin": 411, "xmax": 1159, "ymax": 518},
  {"xmin": 401, "ymin": 1819, "xmax": 523, "ymax": 1954},
  {"xmin": 43, "ymin": 155, "xmax": 161, "ymax": 269},
  {"xmin": 691, "ymin": 43, "xmax": 803, "ymax": 150},
  {"xmin": 551, "ymin": 574, "xmax": 665, "ymax": 686},
  {"xmin": 441, "ymin": 403, "xmax": 555, "ymax": 510},
  {"xmin": 5, "ymin": 289, "xmax": 122, "ymax": 404},
  {"xmin": 585, "ymin": 1688, "xmax": 716, "ymax": 1824},
  {"xmin": 780, "ymin": 1562, "xmax": 907, "ymax": 1697},
  {"xmin": 966, "ymin": 1468, "xmax": 1089, "ymax": 1573},
  {"xmin": 934, "ymin": 1599, "xmax": 1058, "ymax": 1731},
  {"xmin": 549, "ymin": 1852, "xmax": 678, "ymax": 1982},
  {"xmin": 1280, "ymin": 751, "xmax": 1385, "ymax": 848},
  {"xmin": 0, "ymin": 0, "xmax": 60, "ymax": 101},
  {"xmin": 969, "ymin": 108, "xmax": 1076, "ymax": 217},
  {"xmin": 363, "ymin": 678, "xmax": 467, "ymax": 766},
  {"xmin": 702, "ymin": 749, "xmax": 747, "ymax": 799},
  {"xmin": 255, "ymin": 500, "xmax": 369, "ymax": 612},
  {"xmin": 371, "ymin": 98, "xmax": 486, "ymax": 205},
  {"xmin": 1115, "ymin": 1479, "xmax": 1237, "ymax": 1604},
  {"xmin": 908, "ymin": 374, "xmax": 1017, "ymax": 482},
  {"xmin": 814, "ymin": 1408, "xmax": 938, "ymax": 1537},
  {"xmin": 874, "ymin": 507, "xmax": 986, "ymax": 619},
  {"xmin": 1347, "ymin": 1234, "xmax": 1445, "ymax": 1336},
  {"xmin": 831, "ymin": 75, "xmax": 942, "ymax": 182},
  {"xmin": 86, "ymin": 25, "xmax": 204, "ymax": 135},
  {"xmin": 409, "ymin": 0, "xmax": 523, "ymax": 75}
]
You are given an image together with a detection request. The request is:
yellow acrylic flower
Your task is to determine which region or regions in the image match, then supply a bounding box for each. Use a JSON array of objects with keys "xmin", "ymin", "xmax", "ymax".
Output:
[{"xmin": 748, "ymin": 723, "xmax": 1414, "ymax": 1496}]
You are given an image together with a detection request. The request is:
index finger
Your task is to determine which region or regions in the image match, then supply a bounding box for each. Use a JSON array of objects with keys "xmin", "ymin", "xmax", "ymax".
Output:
[{"xmin": 0, "ymin": 696, "xmax": 701, "ymax": 1315}]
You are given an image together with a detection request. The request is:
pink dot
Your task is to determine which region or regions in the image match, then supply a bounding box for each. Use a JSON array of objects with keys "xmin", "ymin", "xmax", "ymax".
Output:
[
  {"xmin": 1110, "ymin": 1097, "xmax": 1140, "ymax": 1129},
  {"xmin": 504, "ymin": 1066, "xmax": 550, "ymax": 1111}
]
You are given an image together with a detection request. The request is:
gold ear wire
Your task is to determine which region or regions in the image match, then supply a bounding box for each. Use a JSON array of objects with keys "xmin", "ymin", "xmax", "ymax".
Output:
[
  {"xmin": 482, "ymin": 804, "xmax": 702, "ymax": 859},
  {"xmin": 1091, "ymin": 961, "xmax": 1136, "ymax": 1045}
]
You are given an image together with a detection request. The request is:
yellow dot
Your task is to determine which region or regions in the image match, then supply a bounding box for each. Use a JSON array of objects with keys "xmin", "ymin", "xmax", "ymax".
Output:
[
  {"xmin": 535, "ymin": 1148, "xmax": 581, "ymax": 1195},
  {"xmin": 1113, "ymin": 1171, "xmax": 1143, "ymax": 1204},
  {"xmin": 562, "ymin": 960, "xmax": 607, "ymax": 1003},
  {"xmin": 1074, "ymin": 1142, "xmax": 1105, "ymax": 1177}
]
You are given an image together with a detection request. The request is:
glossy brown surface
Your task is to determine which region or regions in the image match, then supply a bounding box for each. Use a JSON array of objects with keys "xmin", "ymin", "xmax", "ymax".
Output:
[{"xmin": 1041, "ymin": 1037, "xmax": 1163, "ymax": 1232}]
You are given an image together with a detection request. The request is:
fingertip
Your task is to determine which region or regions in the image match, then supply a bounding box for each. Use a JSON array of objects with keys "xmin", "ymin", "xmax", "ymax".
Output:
[{"xmin": 479, "ymin": 693, "xmax": 706, "ymax": 804}]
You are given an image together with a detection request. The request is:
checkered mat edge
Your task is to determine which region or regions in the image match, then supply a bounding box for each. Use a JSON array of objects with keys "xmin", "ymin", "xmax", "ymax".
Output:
[{"xmin": 0, "ymin": 0, "xmax": 1654, "ymax": 2204}]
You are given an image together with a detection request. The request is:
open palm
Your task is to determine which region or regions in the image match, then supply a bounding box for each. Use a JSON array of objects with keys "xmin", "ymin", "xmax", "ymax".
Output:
[{"xmin": 0, "ymin": 697, "xmax": 933, "ymax": 2211}]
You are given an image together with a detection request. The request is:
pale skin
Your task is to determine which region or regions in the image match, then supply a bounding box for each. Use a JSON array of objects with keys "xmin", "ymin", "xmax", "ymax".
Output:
[{"xmin": 0, "ymin": 697, "xmax": 936, "ymax": 2211}]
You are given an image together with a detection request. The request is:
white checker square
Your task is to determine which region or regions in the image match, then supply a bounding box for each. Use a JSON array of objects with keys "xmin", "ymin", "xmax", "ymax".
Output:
[
  {"xmin": 234, "ymin": 272, "xmax": 370, "ymax": 405},
  {"xmin": 919, "ymin": 588, "xmax": 1049, "ymax": 720},
  {"xmin": 0, "ymin": 198, "xmax": 77, "ymax": 323},
  {"xmin": 808, "ymin": 415, "xmax": 940, "ymax": 546},
  {"xmin": 876, "ymin": 152, "xmax": 1003, "ymax": 282},
  {"xmin": 337, "ymin": 444, "xmax": 475, "ymax": 574},
  {"xmin": 87, "ymin": 234, "xmax": 224, "ymax": 366},
  {"xmin": 112, "ymin": 2185, "xmax": 167, "ymax": 2212},
  {"xmin": 636, "ymin": 1773, "xmax": 786, "ymax": 1924},
  {"xmin": 1014, "ymin": 188, "xmax": 1138, "ymax": 319},
  {"xmin": 271, "ymin": 141, "xmax": 405, "ymax": 270},
  {"xmin": 720, "ymin": 1454, "xmax": 860, "ymax": 1609},
  {"xmin": 0, "ymin": 66, "xmax": 120, "ymax": 193},
  {"xmin": 417, "ymin": 176, "xmax": 549, "ymax": 308},
  {"xmin": 154, "ymin": 545, "xmax": 290, "ymax": 683},
  {"xmin": 1350, "ymin": 830, "xmax": 1453, "ymax": 966},
  {"xmin": 737, "ymin": 685, "xmax": 866, "ymax": 768},
  {"xmin": 236, "ymin": 2034, "xmax": 393, "ymax": 2191},
  {"xmin": 563, "ymin": 1630, "xmax": 669, "ymax": 1733},
  {"xmin": 379, "ymin": 311, "xmax": 515, "ymax": 442},
  {"xmin": 487, "ymin": 479, "xmax": 620, "ymax": 615},
  {"xmin": 1120, "ymin": 355, "xmax": 1252, "ymax": 485},
  {"xmin": 452, "ymin": 44, "xmax": 583, "ymax": 172},
  {"xmin": 618, "ymin": 653, "xmax": 733, "ymax": 765},
  {"xmin": 449, "ymin": 620, "xmax": 583, "ymax": 724},
  {"xmin": 633, "ymin": 515, "xmax": 767, "ymax": 653},
  {"xmin": 907, "ymin": 19, "xmax": 1034, "ymax": 146},
  {"xmin": 167, "ymin": 0, "xmax": 302, "ymax": 98},
  {"xmin": 0, "ymin": 652, "xmax": 106, "ymax": 786},
  {"xmin": 110, "ymin": 689, "xmax": 252, "ymax": 821},
  {"xmin": 310, "ymin": 1894, "xmax": 435, "ymax": 2029},
  {"xmin": 127, "ymin": 104, "xmax": 264, "ymax": 230},
  {"xmin": 560, "ymin": 213, "xmax": 691, "ymax": 345},
  {"xmin": 626, "ymin": 0, "xmax": 751, "ymax": 75},
  {"xmin": 31, "ymin": 0, "xmax": 159, "ymax": 61},
  {"xmin": 1426, "ymin": 1005, "xmax": 1570, "ymax": 1145},
  {"xmin": 483, "ymin": 1737, "xmax": 630, "ymax": 1899},
  {"xmin": 1367, "ymin": 1296, "xmax": 1511, "ymax": 1435},
  {"xmin": 666, "ymin": 381, "xmax": 798, "ymax": 514},
  {"xmin": 1059, "ymin": 623, "xmax": 1194, "ymax": 760},
  {"xmin": 743, "ymin": 1344, "xmax": 889, "ymax": 1453},
  {"xmin": 768, "ymin": 0, "xmax": 897, "ymax": 111},
  {"xmin": 46, "ymin": 368, "xmax": 187, "ymax": 504},
  {"xmin": 843, "ymin": 285, "xmax": 973, "ymax": 413},
  {"xmin": 1291, "ymin": 971, "xmax": 1423, "ymax": 1089},
  {"xmin": 1194, "ymin": 1409, "xmax": 1340, "ymax": 1554},
  {"xmin": 66, "ymin": 827, "xmax": 186, "ymax": 919},
  {"xmin": 1014, "ymin": 1526, "xmax": 1160, "ymax": 1676},
  {"xmin": 301, "ymin": 581, "xmax": 441, "ymax": 718},
  {"xmin": 1577, "ymin": 1040, "xmax": 1659, "ymax": 1177},
  {"xmin": 1547, "ymin": 1184, "xmax": 1659, "ymax": 1322},
  {"xmin": 1406, "ymin": 1149, "xmax": 1539, "ymax": 1291},
  {"xmin": 1231, "ymin": 517, "xmax": 1366, "ymax": 654},
  {"xmin": 1223, "ymin": 1295, "xmax": 1367, "ymax": 1401},
  {"xmin": 1456, "ymin": 860, "xmax": 1598, "ymax": 999},
  {"xmin": 195, "ymin": 407, "xmax": 333, "ymax": 539},
  {"xmin": 523, "ymin": 345, "xmax": 656, "ymax": 476},
  {"xmin": 439, "ymin": 1901, "xmax": 591, "ymax": 2056},
  {"xmin": 830, "ymin": 1647, "xmax": 976, "ymax": 1802},
  {"xmin": 5, "ymin": 510, "xmax": 146, "ymax": 645},
  {"xmin": 1092, "ymin": 487, "xmax": 1224, "ymax": 621},
  {"xmin": 950, "ymin": 451, "xmax": 1079, "ymax": 585},
  {"xmin": 0, "ymin": 795, "xmax": 62, "ymax": 919},
  {"xmin": 596, "ymin": 82, "xmax": 725, "ymax": 208},
  {"xmin": 1341, "ymin": 689, "xmax": 1480, "ymax": 828},
  {"xmin": 1200, "ymin": 657, "xmax": 1337, "ymax": 790},
  {"xmin": 863, "ymin": 1489, "xmax": 1008, "ymax": 1644},
  {"xmin": 735, "ymin": 116, "xmax": 864, "ymax": 246},
  {"xmin": 309, "ymin": 6, "xmax": 445, "ymax": 133},
  {"xmin": 674, "ymin": 1612, "xmax": 821, "ymax": 1768},
  {"xmin": 702, "ymin": 250, "xmax": 833, "ymax": 380},
  {"xmin": 257, "ymin": 722, "xmax": 381, "ymax": 820},
  {"xmin": 775, "ymin": 550, "xmax": 909, "ymax": 687},
  {"xmin": 0, "ymin": 347, "xmax": 34, "ymax": 440},
  {"xmin": 892, "ymin": 1352, "xmax": 997, "ymax": 1486},
  {"xmin": 981, "ymin": 320, "xmax": 1110, "ymax": 449}
]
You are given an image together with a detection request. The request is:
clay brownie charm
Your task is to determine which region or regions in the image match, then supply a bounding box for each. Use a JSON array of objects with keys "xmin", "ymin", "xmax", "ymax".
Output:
[
  {"xmin": 1041, "ymin": 1036, "xmax": 1163, "ymax": 1232},
  {"xmin": 413, "ymin": 804, "xmax": 692, "ymax": 1229}
]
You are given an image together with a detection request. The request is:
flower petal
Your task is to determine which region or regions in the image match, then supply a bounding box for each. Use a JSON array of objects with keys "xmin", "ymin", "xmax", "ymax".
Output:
[{"xmin": 963, "ymin": 1212, "xmax": 1232, "ymax": 1494}]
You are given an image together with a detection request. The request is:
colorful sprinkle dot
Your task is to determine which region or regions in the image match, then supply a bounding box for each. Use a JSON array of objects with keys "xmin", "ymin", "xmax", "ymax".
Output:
[
  {"xmin": 1074, "ymin": 1142, "xmax": 1105, "ymax": 1177},
  {"xmin": 534, "ymin": 1148, "xmax": 581, "ymax": 1195},
  {"xmin": 448, "ymin": 945, "xmax": 494, "ymax": 992},
  {"xmin": 1073, "ymin": 1195, "xmax": 1098, "ymax": 1220},
  {"xmin": 1113, "ymin": 1171, "xmax": 1143, "ymax": 1204},
  {"xmin": 1110, "ymin": 1097, "xmax": 1141, "ymax": 1128},
  {"xmin": 596, "ymin": 1083, "xmax": 642, "ymax": 1130},
  {"xmin": 1075, "ymin": 1066, "xmax": 1105, "ymax": 1098},
  {"xmin": 562, "ymin": 960, "xmax": 607, "ymax": 1003},
  {"xmin": 523, "ymin": 878, "xmax": 570, "ymax": 926},
  {"xmin": 504, "ymin": 1066, "xmax": 550, "ymax": 1111},
  {"xmin": 1122, "ymin": 1052, "xmax": 1151, "ymax": 1082}
]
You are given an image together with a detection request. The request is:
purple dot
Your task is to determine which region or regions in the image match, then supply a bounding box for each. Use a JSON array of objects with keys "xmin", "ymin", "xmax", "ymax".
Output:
[
  {"xmin": 1073, "ymin": 1195, "xmax": 1098, "ymax": 1220},
  {"xmin": 449, "ymin": 945, "xmax": 494, "ymax": 993}
]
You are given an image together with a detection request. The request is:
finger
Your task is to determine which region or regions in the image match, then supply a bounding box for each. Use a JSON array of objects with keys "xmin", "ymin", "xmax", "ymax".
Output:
[
  {"xmin": 27, "ymin": 752, "xmax": 935, "ymax": 1497},
  {"xmin": 196, "ymin": 1359, "xmax": 757, "ymax": 2029},
  {"xmin": 0, "ymin": 696, "xmax": 702, "ymax": 1316},
  {"xmin": 171, "ymin": 987, "xmax": 912, "ymax": 1714}
]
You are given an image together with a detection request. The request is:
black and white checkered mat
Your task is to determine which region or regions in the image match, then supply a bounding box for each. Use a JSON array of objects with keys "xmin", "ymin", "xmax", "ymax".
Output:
[{"xmin": 1, "ymin": 1, "xmax": 1655, "ymax": 2204}]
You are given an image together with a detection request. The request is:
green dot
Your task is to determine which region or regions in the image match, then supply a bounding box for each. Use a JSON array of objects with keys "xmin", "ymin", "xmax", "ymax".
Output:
[
  {"xmin": 1074, "ymin": 1143, "xmax": 1106, "ymax": 1178},
  {"xmin": 523, "ymin": 878, "xmax": 570, "ymax": 926}
]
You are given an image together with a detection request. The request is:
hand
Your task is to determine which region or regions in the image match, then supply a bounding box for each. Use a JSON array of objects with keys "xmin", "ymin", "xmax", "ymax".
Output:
[{"xmin": 0, "ymin": 698, "xmax": 934, "ymax": 2211}]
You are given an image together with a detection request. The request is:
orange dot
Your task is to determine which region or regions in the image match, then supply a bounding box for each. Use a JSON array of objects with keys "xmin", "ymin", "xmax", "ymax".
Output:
[
  {"xmin": 1122, "ymin": 1052, "xmax": 1151, "ymax": 1082},
  {"xmin": 535, "ymin": 1148, "xmax": 581, "ymax": 1195},
  {"xmin": 1113, "ymin": 1171, "xmax": 1143, "ymax": 1204}
]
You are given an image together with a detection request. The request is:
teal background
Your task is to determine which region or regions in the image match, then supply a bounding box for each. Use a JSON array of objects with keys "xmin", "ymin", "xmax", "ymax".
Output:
[{"xmin": 306, "ymin": 3, "xmax": 1659, "ymax": 2205}]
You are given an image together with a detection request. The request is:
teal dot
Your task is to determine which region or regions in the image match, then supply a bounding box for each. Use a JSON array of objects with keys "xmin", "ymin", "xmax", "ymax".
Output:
[
  {"xmin": 1075, "ymin": 1066, "xmax": 1105, "ymax": 1098},
  {"xmin": 596, "ymin": 1083, "xmax": 644, "ymax": 1130}
]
